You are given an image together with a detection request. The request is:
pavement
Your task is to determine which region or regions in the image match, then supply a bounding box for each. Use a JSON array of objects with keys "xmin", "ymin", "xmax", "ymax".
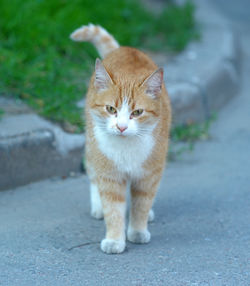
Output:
[
  {"xmin": 1, "ymin": 0, "xmax": 250, "ymax": 285},
  {"xmin": 0, "ymin": 0, "xmax": 241, "ymax": 190}
]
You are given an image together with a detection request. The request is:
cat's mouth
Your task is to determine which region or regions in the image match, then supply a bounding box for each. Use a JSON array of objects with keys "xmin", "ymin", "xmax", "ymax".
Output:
[
  {"xmin": 113, "ymin": 130, "xmax": 132, "ymax": 138},
  {"xmin": 116, "ymin": 132, "xmax": 128, "ymax": 137}
]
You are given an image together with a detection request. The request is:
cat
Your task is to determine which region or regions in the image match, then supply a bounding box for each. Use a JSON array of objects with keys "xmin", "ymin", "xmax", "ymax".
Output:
[{"xmin": 70, "ymin": 24, "xmax": 171, "ymax": 254}]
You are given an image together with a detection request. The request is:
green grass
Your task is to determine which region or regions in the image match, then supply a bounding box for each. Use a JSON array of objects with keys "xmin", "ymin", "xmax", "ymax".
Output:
[
  {"xmin": 171, "ymin": 119, "xmax": 212, "ymax": 143},
  {"xmin": 0, "ymin": 108, "xmax": 4, "ymax": 120},
  {"xmin": 169, "ymin": 115, "xmax": 216, "ymax": 160},
  {"xmin": 0, "ymin": 0, "xmax": 198, "ymax": 131}
]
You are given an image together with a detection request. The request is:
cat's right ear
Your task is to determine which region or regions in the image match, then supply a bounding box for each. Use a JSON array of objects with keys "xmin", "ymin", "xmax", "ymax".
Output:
[{"xmin": 94, "ymin": 58, "xmax": 113, "ymax": 92}]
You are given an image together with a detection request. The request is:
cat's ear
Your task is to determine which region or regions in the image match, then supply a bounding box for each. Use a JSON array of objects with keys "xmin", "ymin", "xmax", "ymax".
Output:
[
  {"xmin": 142, "ymin": 68, "xmax": 164, "ymax": 98},
  {"xmin": 94, "ymin": 58, "xmax": 113, "ymax": 92}
]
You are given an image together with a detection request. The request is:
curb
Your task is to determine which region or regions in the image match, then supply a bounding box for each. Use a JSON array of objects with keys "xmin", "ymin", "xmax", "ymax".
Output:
[
  {"xmin": 164, "ymin": 27, "xmax": 241, "ymax": 126},
  {"xmin": 0, "ymin": 5, "xmax": 241, "ymax": 191},
  {"xmin": 0, "ymin": 113, "xmax": 85, "ymax": 191}
]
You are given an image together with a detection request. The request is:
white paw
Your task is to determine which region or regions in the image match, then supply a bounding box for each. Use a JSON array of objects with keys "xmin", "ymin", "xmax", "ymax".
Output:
[
  {"xmin": 127, "ymin": 227, "xmax": 151, "ymax": 244},
  {"xmin": 91, "ymin": 208, "xmax": 104, "ymax": 220},
  {"xmin": 148, "ymin": 209, "xmax": 155, "ymax": 222},
  {"xmin": 100, "ymin": 239, "xmax": 126, "ymax": 254}
]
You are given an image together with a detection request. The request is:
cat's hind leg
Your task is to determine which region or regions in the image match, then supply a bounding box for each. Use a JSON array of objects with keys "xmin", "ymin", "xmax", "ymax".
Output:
[
  {"xmin": 128, "ymin": 175, "xmax": 161, "ymax": 244},
  {"xmin": 90, "ymin": 183, "xmax": 103, "ymax": 219}
]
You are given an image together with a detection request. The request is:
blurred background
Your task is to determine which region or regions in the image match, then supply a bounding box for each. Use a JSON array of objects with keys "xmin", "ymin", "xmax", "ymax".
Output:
[{"xmin": 0, "ymin": 0, "xmax": 199, "ymax": 132}]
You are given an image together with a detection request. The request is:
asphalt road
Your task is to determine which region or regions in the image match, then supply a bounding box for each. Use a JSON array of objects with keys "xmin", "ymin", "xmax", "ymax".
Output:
[{"xmin": 0, "ymin": 1, "xmax": 250, "ymax": 286}]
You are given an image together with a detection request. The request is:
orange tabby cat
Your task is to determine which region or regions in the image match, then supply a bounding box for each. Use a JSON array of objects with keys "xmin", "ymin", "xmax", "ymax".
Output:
[{"xmin": 70, "ymin": 24, "xmax": 171, "ymax": 254}]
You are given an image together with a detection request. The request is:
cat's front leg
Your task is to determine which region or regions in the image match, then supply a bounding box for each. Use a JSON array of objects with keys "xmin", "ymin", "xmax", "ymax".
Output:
[
  {"xmin": 128, "ymin": 175, "xmax": 161, "ymax": 244},
  {"xmin": 98, "ymin": 178, "xmax": 127, "ymax": 254},
  {"xmin": 148, "ymin": 209, "xmax": 155, "ymax": 222},
  {"xmin": 90, "ymin": 183, "xmax": 103, "ymax": 219}
]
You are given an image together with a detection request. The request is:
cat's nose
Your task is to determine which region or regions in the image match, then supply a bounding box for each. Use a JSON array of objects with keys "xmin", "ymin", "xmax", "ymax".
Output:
[{"xmin": 116, "ymin": 124, "xmax": 128, "ymax": 133}]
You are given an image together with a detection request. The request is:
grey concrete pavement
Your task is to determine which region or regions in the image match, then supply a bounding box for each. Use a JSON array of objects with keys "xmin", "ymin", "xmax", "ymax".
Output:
[{"xmin": 1, "ymin": 35, "xmax": 250, "ymax": 285}]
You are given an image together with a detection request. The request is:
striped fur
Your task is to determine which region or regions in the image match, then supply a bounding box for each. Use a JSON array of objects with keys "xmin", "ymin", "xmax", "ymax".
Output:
[
  {"xmin": 70, "ymin": 24, "xmax": 119, "ymax": 58},
  {"xmin": 70, "ymin": 24, "xmax": 171, "ymax": 254}
]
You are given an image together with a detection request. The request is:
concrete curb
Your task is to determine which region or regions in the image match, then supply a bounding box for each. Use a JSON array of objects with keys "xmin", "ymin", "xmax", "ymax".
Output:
[
  {"xmin": 0, "ymin": 4, "xmax": 241, "ymax": 191},
  {"xmin": 0, "ymin": 129, "xmax": 84, "ymax": 191},
  {"xmin": 164, "ymin": 27, "xmax": 241, "ymax": 126},
  {"xmin": 0, "ymin": 112, "xmax": 85, "ymax": 191}
]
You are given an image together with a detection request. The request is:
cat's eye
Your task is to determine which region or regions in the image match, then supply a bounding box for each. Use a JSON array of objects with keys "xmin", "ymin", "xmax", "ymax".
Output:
[
  {"xmin": 106, "ymin": 105, "xmax": 117, "ymax": 115},
  {"xmin": 131, "ymin": 109, "xmax": 143, "ymax": 117}
]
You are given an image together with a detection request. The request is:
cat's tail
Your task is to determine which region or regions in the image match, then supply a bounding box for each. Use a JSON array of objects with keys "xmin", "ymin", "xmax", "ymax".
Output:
[{"xmin": 70, "ymin": 23, "xmax": 119, "ymax": 59}]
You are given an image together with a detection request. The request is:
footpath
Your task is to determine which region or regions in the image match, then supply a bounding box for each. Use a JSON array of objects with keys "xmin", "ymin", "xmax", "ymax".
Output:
[
  {"xmin": 1, "ymin": 1, "xmax": 250, "ymax": 285},
  {"xmin": 0, "ymin": 1, "xmax": 241, "ymax": 191}
]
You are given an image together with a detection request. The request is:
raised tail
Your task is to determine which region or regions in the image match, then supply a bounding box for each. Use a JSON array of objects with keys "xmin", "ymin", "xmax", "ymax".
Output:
[{"xmin": 70, "ymin": 23, "xmax": 119, "ymax": 59}]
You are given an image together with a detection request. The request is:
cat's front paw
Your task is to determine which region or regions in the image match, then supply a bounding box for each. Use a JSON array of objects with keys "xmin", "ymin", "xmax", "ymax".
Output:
[
  {"xmin": 127, "ymin": 227, "xmax": 151, "ymax": 244},
  {"xmin": 91, "ymin": 208, "xmax": 104, "ymax": 220},
  {"xmin": 101, "ymin": 239, "xmax": 126, "ymax": 254},
  {"xmin": 148, "ymin": 209, "xmax": 155, "ymax": 222}
]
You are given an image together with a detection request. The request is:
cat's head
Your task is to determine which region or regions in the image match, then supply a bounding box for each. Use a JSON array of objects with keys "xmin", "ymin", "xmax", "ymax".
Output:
[{"xmin": 89, "ymin": 58, "xmax": 163, "ymax": 138}]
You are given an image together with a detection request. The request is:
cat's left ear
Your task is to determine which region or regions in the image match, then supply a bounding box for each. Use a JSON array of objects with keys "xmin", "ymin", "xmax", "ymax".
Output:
[
  {"xmin": 94, "ymin": 58, "xmax": 113, "ymax": 92},
  {"xmin": 142, "ymin": 68, "xmax": 164, "ymax": 99}
]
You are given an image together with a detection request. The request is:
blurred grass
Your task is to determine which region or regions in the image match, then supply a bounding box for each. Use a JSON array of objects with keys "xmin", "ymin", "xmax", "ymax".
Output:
[
  {"xmin": 0, "ymin": 0, "xmax": 198, "ymax": 132},
  {"xmin": 171, "ymin": 120, "xmax": 213, "ymax": 143},
  {"xmin": 169, "ymin": 114, "xmax": 216, "ymax": 160},
  {"xmin": 0, "ymin": 108, "xmax": 4, "ymax": 120}
]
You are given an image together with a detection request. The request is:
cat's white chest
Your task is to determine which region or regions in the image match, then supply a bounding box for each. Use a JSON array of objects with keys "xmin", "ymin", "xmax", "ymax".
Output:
[{"xmin": 94, "ymin": 127, "xmax": 154, "ymax": 178}]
